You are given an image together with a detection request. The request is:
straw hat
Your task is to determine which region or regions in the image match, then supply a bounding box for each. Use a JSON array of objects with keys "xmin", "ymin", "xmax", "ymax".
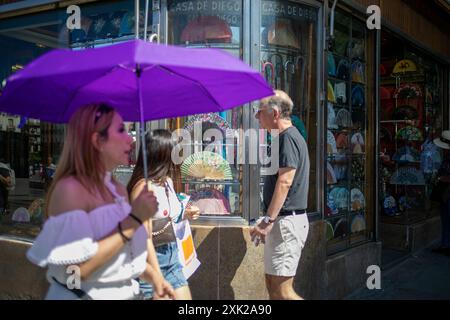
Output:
[{"xmin": 433, "ymin": 131, "xmax": 450, "ymax": 150}]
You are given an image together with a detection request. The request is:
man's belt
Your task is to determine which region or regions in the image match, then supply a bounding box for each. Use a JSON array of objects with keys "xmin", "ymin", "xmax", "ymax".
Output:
[{"xmin": 278, "ymin": 209, "xmax": 307, "ymax": 216}]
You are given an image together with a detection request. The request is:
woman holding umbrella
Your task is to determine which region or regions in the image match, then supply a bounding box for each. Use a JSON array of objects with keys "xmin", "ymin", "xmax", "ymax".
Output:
[
  {"xmin": 26, "ymin": 104, "xmax": 174, "ymax": 300},
  {"xmin": 128, "ymin": 129, "xmax": 200, "ymax": 300}
]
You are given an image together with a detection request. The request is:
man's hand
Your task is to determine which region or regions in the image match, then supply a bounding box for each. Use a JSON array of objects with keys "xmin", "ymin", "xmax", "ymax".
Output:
[
  {"xmin": 151, "ymin": 274, "xmax": 175, "ymax": 300},
  {"xmin": 250, "ymin": 221, "xmax": 274, "ymax": 246}
]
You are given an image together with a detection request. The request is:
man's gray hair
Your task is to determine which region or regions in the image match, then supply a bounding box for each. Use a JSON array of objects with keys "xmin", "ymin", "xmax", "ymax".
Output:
[{"xmin": 262, "ymin": 90, "xmax": 294, "ymax": 119}]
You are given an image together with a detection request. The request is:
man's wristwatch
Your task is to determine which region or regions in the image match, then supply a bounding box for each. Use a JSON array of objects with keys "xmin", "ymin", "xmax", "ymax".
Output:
[{"xmin": 263, "ymin": 216, "xmax": 276, "ymax": 224}]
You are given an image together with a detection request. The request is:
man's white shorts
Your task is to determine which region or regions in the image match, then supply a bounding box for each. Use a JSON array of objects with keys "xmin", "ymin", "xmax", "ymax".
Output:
[{"xmin": 264, "ymin": 213, "xmax": 309, "ymax": 277}]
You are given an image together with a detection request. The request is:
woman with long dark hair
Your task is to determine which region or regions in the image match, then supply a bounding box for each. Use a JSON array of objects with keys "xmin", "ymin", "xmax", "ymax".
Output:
[{"xmin": 128, "ymin": 129, "xmax": 199, "ymax": 300}]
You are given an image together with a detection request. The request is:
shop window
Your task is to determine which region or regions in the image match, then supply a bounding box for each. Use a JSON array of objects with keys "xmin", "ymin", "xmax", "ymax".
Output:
[
  {"xmin": 326, "ymin": 11, "xmax": 372, "ymax": 254},
  {"xmin": 0, "ymin": 0, "xmax": 139, "ymax": 239},
  {"xmin": 166, "ymin": 0, "xmax": 244, "ymax": 218},
  {"xmin": 379, "ymin": 31, "xmax": 444, "ymax": 227},
  {"xmin": 259, "ymin": 0, "xmax": 319, "ymax": 215}
]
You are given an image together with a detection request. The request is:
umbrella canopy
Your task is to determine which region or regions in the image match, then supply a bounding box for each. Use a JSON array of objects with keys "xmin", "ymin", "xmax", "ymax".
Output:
[{"xmin": 0, "ymin": 39, "xmax": 272, "ymax": 123}]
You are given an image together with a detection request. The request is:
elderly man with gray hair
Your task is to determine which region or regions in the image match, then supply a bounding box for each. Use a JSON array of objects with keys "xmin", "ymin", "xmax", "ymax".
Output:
[{"xmin": 250, "ymin": 90, "xmax": 310, "ymax": 300}]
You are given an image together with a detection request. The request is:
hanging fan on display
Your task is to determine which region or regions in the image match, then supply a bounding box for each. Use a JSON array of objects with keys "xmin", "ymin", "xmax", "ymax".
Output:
[
  {"xmin": 392, "ymin": 146, "xmax": 421, "ymax": 163},
  {"xmin": 267, "ymin": 19, "xmax": 301, "ymax": 49},
  {"xmin": 181, "ymin": 16, "xmax": 232, "ymax": 44},
  {"xmin": 327, "ymin": 162, "xmax": 337, "ymax": 185},
  {"xmin": 392, "ymin": 105, "xmax": 419, "ymax": 120},
  {"xmin": 181, "ymin": 151, "xmax": 232, "ymax": 180},
  {"xmin": 396, "ymin": 126, "xmax": 423, "ymax": 141},
  {"xmin": 390, "ymin": 167, "xmax": 426, "ymax": 185},
  {"xmin": 328, "ymin": 81, "xmax": 337, "ymax": 103},
  {"xmin": 351, "ymin": 215, "xmax": 366, "ymax": 233},
  {"xmin": 330, "ymin": 187, "xmax": 349, "ymax": 210},
  {"xmin": 12, "ymin": 207, "xmax": 30, "ymax": 223},
  {"xmin": 327, "ymin": 130, "xmax": 338, "ymax": 154},
  {"xmin": 328, "ymin": 53, "xmax": 336, "ymax": 76},
  {"xmin": 351, "ymin": 132, "xmax": 365, "ymax": 154},
  {"xmin": 336, "ymin": 109, "xmax": 353, "ymax": 128},
  {"xmin": 336, "ymin": 59, "xmax": 350, "ymax": 81},
  {"xmin": 183, "ymin": 113, "xmax": 230, "ymax": 133},
  {"xmin": 351, "ymin": 60, "xmax": 365, "ymax": 83},
  {"xmin": 336, "ymin": 132, "xmax": 348, "ymax": 150},
  {"xmin": 351, "ymin": 188, "xmax": 365, "ymax": 211},
  {"xmin": 392, "ymin": 59, "xmax": 417, "ymax": 75},
  {"xmin": 393, "ymin": 84, "xmax": 423, "ymax": 99},
  {"xmin": 326, "ymin": 221, "xmax": 334, "ymax": 241},
  {"xmin": 383, "ymin": 195, "xmax": 397, "ymax": 216},
  {"xmin": 351, "ymin": 85, "xmax": 365, "ymax": 108},
  {"xmin": 333, "ymin": 218, "xmax": 348, "ymax": 239},
  {"xmin": 327, "ymin": 103, "xmax": 338, "ymax": 129},
  {"xmin": 187, "ymin": 188, "xmax": 231, "ymax": 215},
  {"xmin": 327, "ymin": 192, "xmax": 339, "ymax": 215}
]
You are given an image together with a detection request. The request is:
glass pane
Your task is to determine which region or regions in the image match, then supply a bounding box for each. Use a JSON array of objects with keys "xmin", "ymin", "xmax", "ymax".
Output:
[
  {"xmin": 167, "ymin": 0, "xmax": 244, "ymax": 217},
  {"xmin": 259, "ymin": 0, "xmax": 319, "ymax": 214}
]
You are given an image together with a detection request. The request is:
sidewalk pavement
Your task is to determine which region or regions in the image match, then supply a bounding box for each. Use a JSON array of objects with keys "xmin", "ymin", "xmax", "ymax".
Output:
[{"xmin": 346, "ymin": 247, "xmax": 450, "ymax": 300}]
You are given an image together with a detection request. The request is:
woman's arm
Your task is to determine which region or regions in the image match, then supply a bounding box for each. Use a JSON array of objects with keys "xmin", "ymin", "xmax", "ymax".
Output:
[{"xmin": 49, "ymin": 177, "xmax": 155, "ymax": 281}]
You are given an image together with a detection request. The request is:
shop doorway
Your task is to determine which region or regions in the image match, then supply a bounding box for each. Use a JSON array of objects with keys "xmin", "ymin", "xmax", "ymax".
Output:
[{"xmin": 378, "ymin": 30, "xmax": 444, "ymax": 268}]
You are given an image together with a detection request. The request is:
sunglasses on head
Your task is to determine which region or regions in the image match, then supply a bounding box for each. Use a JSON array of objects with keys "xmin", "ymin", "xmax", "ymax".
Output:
[{"xmin": 94, "ymin": 104, "xmax": 113, "ymax": 124}]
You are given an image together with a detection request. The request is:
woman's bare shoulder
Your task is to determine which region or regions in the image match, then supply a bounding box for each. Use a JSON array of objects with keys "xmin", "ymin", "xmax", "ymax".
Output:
[{"xmin": 48, "ymin": 177, "xmax": 90, "ymax": 216}]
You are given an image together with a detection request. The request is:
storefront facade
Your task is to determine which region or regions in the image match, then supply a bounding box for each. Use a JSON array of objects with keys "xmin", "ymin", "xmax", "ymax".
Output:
[{"xmin": 0, "ymin": 0, "xmax": 448, "ymax": 299}]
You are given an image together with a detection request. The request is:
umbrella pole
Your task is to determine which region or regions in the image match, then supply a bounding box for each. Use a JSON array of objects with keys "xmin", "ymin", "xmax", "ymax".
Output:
[{"xmin": 137, "ymin": 65, "xmax": 149, "ymax": 183}]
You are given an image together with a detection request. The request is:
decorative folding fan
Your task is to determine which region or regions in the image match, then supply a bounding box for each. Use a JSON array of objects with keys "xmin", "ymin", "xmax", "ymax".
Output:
[
  {"xmin": 392, "ymin": 146, "xmax": 421, "ymax": 163},
  {"xmin": 383, "ymin": 195, "xmax": 397, "ymax": 216},
  {"xmin": 351, "ymin": 132, "xmax": 365, "ymax": 154},
  {"xmin": 351, "ymin": 215, "xmax": 366, "ymax": 233},
  {"xmin": 421, "ymin": 140, "xmax": 442, "ymax": 174},
  {"xmin": 328, "ymin": 53, "xmax": 336, "ymax": 76},
  {"xmin": 351, "ymin": 85, "xmax": 365, "ymax": 107},
  {"xmin": 351, "ymin": 60, "xmax": 365, "ymax": 83},
  {"xmin": 181, "ymin": 151, "xmax": 232, "ymax": 180},
  {"xmin": 335, "ymin": 133, "xmax": 348, "ymax": 150},
  {"xmin": 328, "ymin": 81, "xmax": 337, "ymax": 103},
  {"xmin": 187, "ymin": 188, "xmax": 231, "ymax": 215},
  {"xmin": 183, "ymin": 113, "xmax": 230, "ymax": 133},
  {"xmin": 393, "ymin": 84, "xmax": 422, "ymax": 99},
  {"xmin": 327, "ymin": 192, "xmax": 339, "ymax": 215},
  {"xmin": 392, "ymin": 105, "xmax": 419, "ymax": 120},
  {"xmin": 333, "ymin": 162, "xmax": 348, "ymax": 181},
  {"xmin": 267, "ymin": 20, "xmax": 300, "ymax": 49},
  {"xmin": 334, "ymin": 82, "xmax": 347, "ymax": 104},
  {"xmin": 333, "ymin": 218, "xmax": 348, "ymax": 238},
  {"xmin": 392, "ymin": 59, "xmax": 417, "ymax": 74},
  {"xmin": 351, "ymin": 188, "xmax": 365, "ymax": 211},
  {"xmin": 12, "ymin": 207, "xmax": 30, "ymax": 223},
  {"xmin": 390, "ymin": 167, "xmax": 425, "ymax": 185},
  {"xmin": 327, "ymin": 162, "xmax": 337, "ymax": 185},
  {"xmin": 327, "ymin": 103, "xmax": 338, "ymax": 129},
  {"xmin": 336, "ymin": 59, "xmax": 349, "ymax": 80},
  {"xmin": 327, "ymin": 130, "xmax": 337, "ymax": 154},
  {"xmin": 326, "ymin": 221, "xmax": 334, "ymax": 241},
  {"xmin": 396, "ymin": 126, "xmax": 423, "ymax": 141},
  {"xmin": 336, "ymin": 109, "xmax": 352, "ymax": 128},
  {"xmin": 330, "ymin": 187, "xmax": 349, "ymax": 210},
  {"xmin": 181, "ymin": 16, "xmax": 232, "ymax": 43}
]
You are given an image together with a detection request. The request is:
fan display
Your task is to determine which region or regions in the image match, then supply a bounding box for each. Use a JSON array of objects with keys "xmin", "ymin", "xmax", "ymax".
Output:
[
  {"xmin": 334, "ymin": 82, "xmax": 347, "ymax": 104},
  {"xmin": 327, "ymin": 192, "xmax": 339, "ymax": 215},
  {"xmin": 393, "ymin": 84, "xmax": 422, "ymax": 99},
  {"xmin": 336, "ymin": 59, "xmax": 350, "ymax": 80},
  {"xmin": 327, "ymin": 130, "xmax": 338, "ymax": 154},
  {"xmin": 351, "ymin": 132, "xmax": 365, "ymax": 154},
  {"xmin": 327, "ymin": 162, "xmax": 337, "ymax": 185},
  {"xmin": 326, "ymin": 221, "xmax": 334, "ymax": 241},
  {"xmin": 183, "ymin": 113, "xmax": 230, "ymax": 133},
  {"xmin": 351, "ymin": 188, "xmax": 365, "ymax": 211},
  {"xmin": 328, "ymin": 81, "xmax": 337, "ymax": 103},
  {"xmin": 390, "ymin": 167, "xmax": 426, "ymax": 185},
  {"xmin": 333, "ymin": 218, "xmax": 348, "ymax": 238},
  {"xmin": 392, "ymin": 146, "xmax": 421, "ymax": 163},
  {"xmin": 421, "ymin": 140, "xmax": 442, "ymax": 174},
  {"xmin": 327, "ymin": 103, "xmax": 338, "ymax": 129},
  {"xmin": 181, "ymin": 16, "xmax": 232, "ymax": 44},
  {"xmin": 336, "ymin": 109, "xmax": 352, "ymax": 128},
  {"xmin": 392, "ymin": 59, "xmax": 417, "ymax": 75},
  {"xmin": 395, "ymin": 126, "xmax": 423, "ymax": 141},
  {"xmin": 187, "ymin": 188, "xmax": 231, "ymax": 215},
  {"xmin": 181, "ymin": 151, "xmax": 232, "ymax": 180},
  {"xmin": 383, "ymin": 196, "xmax": 397, "ymax": 216},
  {"xmin": 336, "ymin": 132, "xmax": 348, "ymax": 150},
  {"xmin": 351, "ymin": 60, "xmax": 365, "ymax": 83},
  {"xmin": 351, "ymin": 215, "xmax": 366, "ymax": 233},
  {"xmin": 12, "ymin": 207, "xmax": 30, "ymax": 223},
  {"xmin": 328, "ymin": 53, "xmax": 336, "ymax": 76},
  {"xmin": 329, "ymin": 187, "xmax": 349, "ymax": 210},
  {"xmin": 351, "ymin": 85, "xmax": 365, "ymax": 107}
]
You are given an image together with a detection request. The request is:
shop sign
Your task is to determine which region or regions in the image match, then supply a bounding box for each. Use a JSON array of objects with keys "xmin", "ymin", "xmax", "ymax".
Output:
[
  {"xmin": 169, "ymin": 0, "xmax": 242, "ymax": 25},
  {"xmin": 262, "ymin": 0, "xmax": 317, "ymax": 22}
]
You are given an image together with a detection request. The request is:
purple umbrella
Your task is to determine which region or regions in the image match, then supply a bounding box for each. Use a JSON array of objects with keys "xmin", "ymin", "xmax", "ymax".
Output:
[{"xmin": 0, "ymin": 39, "xmax": 273, "ymax": 179}]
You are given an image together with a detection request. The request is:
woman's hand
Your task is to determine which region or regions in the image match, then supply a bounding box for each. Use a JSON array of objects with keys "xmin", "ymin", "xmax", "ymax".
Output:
[
  {"xmin": 151, "ymin": 274, "xmax": 175, "ymax": 300},
  {"xmin": 131, "ymin": 188, "xmax": 159, "ymax": 222},
  {"xmin": 184, "ymin": 205, "xmax": 200, "ymax": 220}
]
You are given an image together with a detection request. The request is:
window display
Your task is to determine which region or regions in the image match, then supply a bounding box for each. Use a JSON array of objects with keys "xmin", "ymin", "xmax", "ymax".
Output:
[
  {"xmin": 379, "ymin": 31, "xmax": 444, "ymax": 224},
  {"xmin": 167, "ymin": 0, "xmax": 244, "ymax": 217},
  {"xmin": 326, "ymin": 11, "xmax": 371, "ymax": 253},
  {"xmin": 259, "ymin": 0, "xmax": 319, "ymax": 214}
]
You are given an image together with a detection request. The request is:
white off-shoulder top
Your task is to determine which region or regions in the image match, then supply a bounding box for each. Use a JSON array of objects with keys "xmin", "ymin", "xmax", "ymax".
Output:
[{"xmin": 26, "ymin": 172, "xmax": 148, "ymax": 300}]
